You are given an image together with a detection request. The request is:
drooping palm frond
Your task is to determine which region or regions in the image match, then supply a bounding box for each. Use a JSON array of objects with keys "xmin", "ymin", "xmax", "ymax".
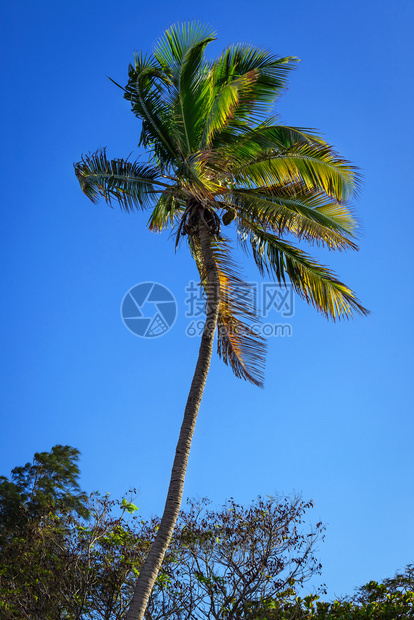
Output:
[
  {"xmin": 124, "ymin": 66, "xmax": 182, "ymax": 168},
  {"xmin": 190, "ymin": 236, "xmax": 266, "ymax": 387},
  {"xmin": 226, "ymin": 187, "xmax": 358, "ymax": 250},
  {"xmin": 74, "ymin": 149, "xmax": 168, "ymax": 212},
  {"xmin": 206, "ymin": 120, "xmax": 325, "ymax": 169},
  {"xmin": 147, "ymin": 192, "xmax": 185, "ymax": 232},
  {"xmin": 231, "ymin": 143, "xmax": 360, "ymax": 201},
  {"xmin": 239, "ymin": 222, "xmax": 368, "ymax": 320}
]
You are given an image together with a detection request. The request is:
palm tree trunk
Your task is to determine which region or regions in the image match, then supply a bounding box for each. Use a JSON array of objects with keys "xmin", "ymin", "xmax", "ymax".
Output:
[{"xmin": 125, "ymin": 218, "xmax": 220, "ymax": 620}]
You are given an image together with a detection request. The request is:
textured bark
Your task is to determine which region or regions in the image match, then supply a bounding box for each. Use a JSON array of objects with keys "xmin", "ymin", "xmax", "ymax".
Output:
[{"xmin": 125, "ymin": 218, "xmax": 220, "ymax": 620}]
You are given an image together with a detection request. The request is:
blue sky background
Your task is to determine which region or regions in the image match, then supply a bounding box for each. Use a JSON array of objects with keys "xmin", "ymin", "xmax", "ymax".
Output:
[{"xmin": 1, "ymin": 0, "xmax": 413, "ymax": 600}]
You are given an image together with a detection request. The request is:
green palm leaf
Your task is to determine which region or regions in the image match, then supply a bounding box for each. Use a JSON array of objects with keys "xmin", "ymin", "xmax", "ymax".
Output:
[
  {"xmin": 153, "ymin": 22, "xmax": 216, "ymax": 82},
  {"xmin": 124, "ymin": 64, "xmax": 181, "ymax": 167},
  {"xmin": 239, "ymin": 223, "xmax": 368, "ymax": 320},
  {"xmin": 171, "ymin": 33, "xmax": 216, "ymax": 155},
  {"xmin": 209, "ymin": 120, "xmax": 325, "ymax": 167},
  {"xmin": 200, "ymin": 73, "xmax": 259, "ymax": 149},
  {"xmin": 74, "ymin": 149, "xmax": 167, "ymax": 212},
  {"xmin": 228, "ymin": 188, "xmax": 357, "ymax": 250},
  {"xmin": 211, "ymin": 45, "xmax": 299, "ymax": 124},
  {"xmin": 190, "ymin": 236, "xmax": 266, "ymax": 386},
  {"xmin": 147, "ymin": 192, "xmax": 185, "ymax": 232},
  {"xmin": 232, "ymin": 142, "xmax": 359, "ymax": 201}
]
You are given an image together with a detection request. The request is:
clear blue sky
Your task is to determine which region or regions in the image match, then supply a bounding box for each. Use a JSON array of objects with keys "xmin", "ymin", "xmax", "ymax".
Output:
[{"xmin": 1, "ymin": 0, "xmax": 413, "ymax": 600}]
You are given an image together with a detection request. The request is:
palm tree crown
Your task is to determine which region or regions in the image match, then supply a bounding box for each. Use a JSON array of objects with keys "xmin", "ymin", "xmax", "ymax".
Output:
[{"xmin": 75, "ymin": 22, "xmax": 367, "ymax": 387}]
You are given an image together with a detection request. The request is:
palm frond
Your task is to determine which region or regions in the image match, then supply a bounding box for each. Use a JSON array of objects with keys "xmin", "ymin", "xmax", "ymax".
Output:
[
  {"xmin": 130, "ymin": 51, "xmax": 161, "ymax": 76},
  {"xmin": 74, "ymin": 149, "xmax": 167, "ymax": 212},
  {"xmin": 232, "ymin": 143, "xmax": 360, "ymax": 201},
  {"xmin": 191, "ymin": 236, "xmax": 266, "ymax": 386},
  {"xmin": 153, "ymin": 22, "xmax": 216, "ymax": 83},
  {"xmin": 210, "ymin": 46, "xmax": 299, "ymax": 125},
  {"xmin": 239, "ymin": 223, "xmax": 368, "ymax": 320},
  {"xmin": 228, "ymin": 188, "xmax": 358, "ymax": 250},
  {"xmin": 200, "ymin": 72, "xmax": 259, "ymax": 149},
  {"xmin": 209, "ymin": 120, "xmax": 325, "ymax": 168},
  {"xmin": 124, "ymin": 65, "xmax": 181, "ymax": 167},
  {"xmin": 147, "ymin": 192, "xmax": 185, "ymax": 231},
  {"xmin": 173, "ymin": 34, "xmax": 215, "ymax": 155}
]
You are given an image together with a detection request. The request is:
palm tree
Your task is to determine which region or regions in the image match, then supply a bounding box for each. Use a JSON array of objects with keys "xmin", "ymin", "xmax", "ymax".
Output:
[{"xmin": 74, "ymin": 22, "xmax": 368, "ymax": 619}]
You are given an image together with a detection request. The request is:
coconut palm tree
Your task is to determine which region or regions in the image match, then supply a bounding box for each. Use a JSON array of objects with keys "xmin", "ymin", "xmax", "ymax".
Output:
[{"xmin": 74, "ymin": 22, "xmax": 368, "ymax": 620}]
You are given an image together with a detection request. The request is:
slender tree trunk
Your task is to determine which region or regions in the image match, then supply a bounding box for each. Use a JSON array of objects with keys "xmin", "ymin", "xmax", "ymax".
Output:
[{"xmin": 125, "ymin": 218, "xmax": 220, "ymax": 620}]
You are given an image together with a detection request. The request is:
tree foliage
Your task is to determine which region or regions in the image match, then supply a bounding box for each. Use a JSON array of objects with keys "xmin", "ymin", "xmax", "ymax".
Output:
[
  {"xmin": 1, "ymin": 446, "xmax": 412, "ymax": 619},
  {"xmin": 0, "ymin": 444, "xmax": 89, "ymax": 535},
  {"xmin": 256, "ymin": 569, "xmax": 414, "ymax": 619},
  {"xmin": 146, "ymin": 496, "xmax": 324, "ymax": 620},
  {"xmin": 0, "ymin": 448, "xmax": 322, "ymax": 619},
  {"xmin": 0, "ymin": 489, "xmax": 145, "ymax": 619}
]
